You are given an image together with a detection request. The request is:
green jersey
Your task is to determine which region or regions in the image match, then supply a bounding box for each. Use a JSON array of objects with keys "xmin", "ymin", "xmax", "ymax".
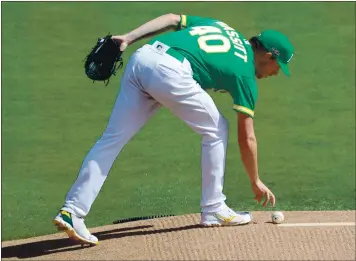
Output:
[{"xmin": 150, "ymin": 15, "xmax": 258, "ymax": 118}]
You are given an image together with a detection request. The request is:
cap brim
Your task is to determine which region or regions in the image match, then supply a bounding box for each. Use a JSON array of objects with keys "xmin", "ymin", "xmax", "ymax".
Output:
[{"xmin": 278, "ymin": 61, "xmax": 290, "ymax": 76}]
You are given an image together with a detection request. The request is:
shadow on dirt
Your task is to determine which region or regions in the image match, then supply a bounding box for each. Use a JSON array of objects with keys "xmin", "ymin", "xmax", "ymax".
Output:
[{"xmin": 2, "ymin": 224, "xmax": 202, "ymax": 258}]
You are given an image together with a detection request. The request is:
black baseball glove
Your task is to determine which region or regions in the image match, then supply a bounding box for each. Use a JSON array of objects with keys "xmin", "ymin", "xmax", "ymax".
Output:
[{"xmin": 84, "ymin": 34, "xmax": 124, "ymax": 86}]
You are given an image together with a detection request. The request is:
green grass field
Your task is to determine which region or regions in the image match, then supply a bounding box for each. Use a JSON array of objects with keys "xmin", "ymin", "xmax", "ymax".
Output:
[{"xmin": 2, "ymin": 2, "xmax": 355, "ymax": 241}]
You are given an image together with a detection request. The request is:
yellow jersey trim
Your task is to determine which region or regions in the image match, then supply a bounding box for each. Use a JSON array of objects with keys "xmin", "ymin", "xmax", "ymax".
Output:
[
  {"xmin": 181, "ymin": 15, "xmax": 187, "ymax": 28},
  {"xmin": 233, "ymin": 105, "xmax": 254, "ymax": 117}
]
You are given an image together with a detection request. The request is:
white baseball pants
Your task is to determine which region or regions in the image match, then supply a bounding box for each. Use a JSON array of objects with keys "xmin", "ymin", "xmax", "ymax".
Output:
[{"xmin": 62, "ymin": 42, "xmax": 229, "ymax": 217}]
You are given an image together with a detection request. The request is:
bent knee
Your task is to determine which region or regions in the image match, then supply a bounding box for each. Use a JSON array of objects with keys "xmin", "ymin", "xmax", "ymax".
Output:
[{"xmin": 203, "ymin": 116, "xmax": 229, "ymax": 142}]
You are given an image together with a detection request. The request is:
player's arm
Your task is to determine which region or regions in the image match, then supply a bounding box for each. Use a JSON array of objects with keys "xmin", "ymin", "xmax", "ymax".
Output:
[
  {"xmin": 237, "ymin": 113, "xmax": 259, "ymax": 183},
  {"xmin": 237, "ymin": 112, "xmax": 275, "ymax": 207},
  {"xmin": 231, "ymin": 77, "xmax": 259, "ymax": 184},
  {"xmin": 111, "ymin": 13, "xmax": 181, "ymax": 50},
  {"xmin": 231, "ymin": 76, "xmax": 276, "ymax": 206}
]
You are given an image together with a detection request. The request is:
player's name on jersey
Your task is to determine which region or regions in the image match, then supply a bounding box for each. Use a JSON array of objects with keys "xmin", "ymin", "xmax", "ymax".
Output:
[{"xmin": 216, "ymin": 21, "xmax": 248, "ymax": 63}]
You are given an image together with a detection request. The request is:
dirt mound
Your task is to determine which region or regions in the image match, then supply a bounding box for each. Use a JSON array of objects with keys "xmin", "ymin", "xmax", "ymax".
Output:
[{"xmin": 2, "ymin": 211, "xmax": 355, "ymax": 260}]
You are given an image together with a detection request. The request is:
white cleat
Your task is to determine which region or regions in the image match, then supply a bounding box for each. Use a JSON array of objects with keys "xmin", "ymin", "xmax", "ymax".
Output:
[
  {"xmin": 53, "ymin": 210, "xmax": 99, "ymax": 245},
  {"xmin": 200, "ymin": 206, "xmax": 253, "ymax": 226}
]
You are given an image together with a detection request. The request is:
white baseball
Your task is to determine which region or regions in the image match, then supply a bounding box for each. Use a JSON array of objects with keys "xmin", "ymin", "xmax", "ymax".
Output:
[{"xmin": 271, "ymin": 211, "xmax": 284, "ymax": 224}]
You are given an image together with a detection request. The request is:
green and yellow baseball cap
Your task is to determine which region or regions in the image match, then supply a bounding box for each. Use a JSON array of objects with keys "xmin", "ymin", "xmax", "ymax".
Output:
[{"xmin": 257, "ymin": 30, "xmax": 294, "ymax": 76}]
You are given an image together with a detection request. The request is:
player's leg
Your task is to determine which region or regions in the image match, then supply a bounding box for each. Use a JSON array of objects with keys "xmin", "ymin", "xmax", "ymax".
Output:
[
  {"xmin": 137, "ymin": 43, "xmax": 252, "ymax": 226},
  {"xmin": 146, "ymin": 62, "xmax": 229, "ymax": 213},
  {"xmin": 61, "ymin": 84, "xmax": 160, "ymax": 217},
  {"xmin": 54, "ymin": 50, "xmax": 161, "ymax": 244}
]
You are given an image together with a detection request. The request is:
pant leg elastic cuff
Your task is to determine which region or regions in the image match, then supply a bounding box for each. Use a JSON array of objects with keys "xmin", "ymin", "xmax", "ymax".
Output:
[{"xmin": 61, "ymin": 204, "xmax": 86, "ymax": 218}]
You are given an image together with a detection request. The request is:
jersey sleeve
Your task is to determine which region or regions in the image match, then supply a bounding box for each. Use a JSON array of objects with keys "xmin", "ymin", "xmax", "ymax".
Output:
[
  {"xmin": 177, "ymin": 15, "xmax": 216, "ymax": 30},
  {"xmin": 230, "ymin": 76, "xmax": 258, "ymax": 118}
]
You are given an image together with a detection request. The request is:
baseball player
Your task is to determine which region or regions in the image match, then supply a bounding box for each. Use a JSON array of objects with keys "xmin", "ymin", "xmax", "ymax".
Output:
[{"xmin": 54, "ymin": 13, "xmax": 294, "ymax": 245}]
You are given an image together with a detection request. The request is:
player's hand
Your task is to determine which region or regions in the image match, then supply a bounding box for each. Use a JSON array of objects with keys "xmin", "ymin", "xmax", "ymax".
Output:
[
  {"xmin": 111, "ymin": 35, "xmax": 129, "ymax": 51},
  {"xmin": 251, "ymin": 179, "xmax": 276, "ymax": 207}
]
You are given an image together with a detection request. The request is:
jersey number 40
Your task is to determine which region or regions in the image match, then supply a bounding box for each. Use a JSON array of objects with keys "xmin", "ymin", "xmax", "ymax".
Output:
[
  {"xmin": 189, "ymin": 25, "xmax": 249, "ymax": 62},
  {"xmin": 189, "ymin": 26, "xmax": 231, "ymax": 53}
]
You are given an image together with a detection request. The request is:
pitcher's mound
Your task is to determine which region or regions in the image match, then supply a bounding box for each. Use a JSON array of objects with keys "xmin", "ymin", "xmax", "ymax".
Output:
[{"xmin": 2, "ymin": 211, "xmax": 355, "ymax": 260}]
